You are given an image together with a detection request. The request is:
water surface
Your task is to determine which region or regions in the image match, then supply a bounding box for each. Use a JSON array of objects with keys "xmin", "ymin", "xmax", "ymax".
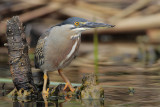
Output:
[{"xmin": 0, "ymin": 62, "xmax": 160, "ymax": 107}]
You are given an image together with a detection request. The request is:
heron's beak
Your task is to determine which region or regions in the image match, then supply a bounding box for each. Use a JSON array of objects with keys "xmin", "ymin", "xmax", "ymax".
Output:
[
  {"xmin": 81, "ymin": 22, "xmax": 115, "ymax": 29},
  {"xmin": 71, "ymin": 22, "xmax": 115, "ymax": 32}
]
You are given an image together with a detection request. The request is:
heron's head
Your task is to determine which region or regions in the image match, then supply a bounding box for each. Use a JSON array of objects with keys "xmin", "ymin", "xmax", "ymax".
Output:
[{"xmin": 57, "ymin": 17, "xmax": 115, "ymax": 33}]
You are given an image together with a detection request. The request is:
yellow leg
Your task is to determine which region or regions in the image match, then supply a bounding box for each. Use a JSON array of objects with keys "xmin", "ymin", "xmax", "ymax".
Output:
[
  {"xmin": 58, "ymin": 69, "xmax": 75, "ymax": 92},
  {"xmin": 42, "ymin": 71, "xmax": 49, "ymax": 98}
]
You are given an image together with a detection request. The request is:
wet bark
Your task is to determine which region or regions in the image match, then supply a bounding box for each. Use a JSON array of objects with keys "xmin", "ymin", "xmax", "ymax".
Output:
[{"xmin": 5, "ymin": 16, "xmax": 36, "ymax": 91}]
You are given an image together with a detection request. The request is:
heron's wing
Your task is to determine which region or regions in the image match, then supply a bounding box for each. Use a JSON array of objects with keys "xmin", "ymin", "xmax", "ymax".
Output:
[{"xmin": 34, "ymin": 31, "xmax": 49, "ymax": 68}]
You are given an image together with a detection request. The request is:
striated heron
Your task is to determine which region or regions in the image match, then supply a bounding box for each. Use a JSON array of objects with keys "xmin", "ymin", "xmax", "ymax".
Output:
[{"xmin": 34, "ymin": 17, "xmax": 115, "ymax": 97}]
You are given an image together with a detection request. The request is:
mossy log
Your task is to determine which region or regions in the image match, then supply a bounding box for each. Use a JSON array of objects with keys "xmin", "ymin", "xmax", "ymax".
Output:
[
  {"xmin": 80, "ymin": 73, "xmax": 104, "ymax": 99},
  {"xmin": 6, "ymin": 16, "xmax": 36, "ymax": 91},
  {"xmin": 49, "ymin": 73, "xmax": 104, "ymax": 100}
]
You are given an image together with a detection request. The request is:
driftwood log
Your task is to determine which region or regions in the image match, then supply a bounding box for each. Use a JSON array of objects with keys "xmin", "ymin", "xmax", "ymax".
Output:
[{"xmin": 6, "ymin": 16, "xmax": 36, "ymax": 91}]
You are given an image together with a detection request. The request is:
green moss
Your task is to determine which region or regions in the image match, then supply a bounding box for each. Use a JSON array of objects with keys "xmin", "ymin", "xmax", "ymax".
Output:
[{"xmin": 29, "ymin": 53, "xmax": 34, "ymax": 61}]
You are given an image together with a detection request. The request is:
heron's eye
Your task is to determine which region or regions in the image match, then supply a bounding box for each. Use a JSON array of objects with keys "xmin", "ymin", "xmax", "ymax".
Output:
[{"xmin": 74, "ymin": 22, "xmax": 79, "ymax": 26}]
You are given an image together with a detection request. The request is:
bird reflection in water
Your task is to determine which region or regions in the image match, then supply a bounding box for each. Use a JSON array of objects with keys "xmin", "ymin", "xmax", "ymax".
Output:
[{"xmin": 12, "ymin": 97, "xmax": 104, "ymax": 107}]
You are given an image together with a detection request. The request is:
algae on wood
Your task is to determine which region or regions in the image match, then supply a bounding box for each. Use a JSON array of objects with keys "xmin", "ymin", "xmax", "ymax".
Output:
[{"xmin": 80, "ymin": 73, "xmax": 104, "ymax": 99}]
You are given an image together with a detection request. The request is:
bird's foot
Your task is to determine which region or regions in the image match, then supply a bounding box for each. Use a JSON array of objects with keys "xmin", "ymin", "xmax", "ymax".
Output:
[
  {"xmin": 64, "ymin": 82, "xmax": 75, "ymax": 92},
  {"xmin": 7, "ymin": 88, "xmax": 17, "ymax": 97},
  {"xmin": 42, "ymin": 88, "xmax": 49, "ymax": 98}
]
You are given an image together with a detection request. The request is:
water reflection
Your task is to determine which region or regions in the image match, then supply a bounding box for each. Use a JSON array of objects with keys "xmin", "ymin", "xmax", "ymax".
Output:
[
  {"xmin": 11, "ymin": 98, "xmax": 104, "ymax": 107},
  {"xmin": 81, "ymin": 100, "xmax": 104, "ymax": 107},
  {"xmin": 12, "ymin": 99, "xmax": 58, "ymax": 107},
  {"xmin": 2, "ymin": 57, "xmax": 160, "ymax": 106},
  {"xmin": 13, "ymin": 101, "xmax": 35, "ymax": 107}
]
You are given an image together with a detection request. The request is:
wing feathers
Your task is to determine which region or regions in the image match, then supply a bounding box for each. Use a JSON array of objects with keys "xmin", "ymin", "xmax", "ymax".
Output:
[{"xmin": 34, "ymin": 31, "xmax": 49, "ymax": 68}]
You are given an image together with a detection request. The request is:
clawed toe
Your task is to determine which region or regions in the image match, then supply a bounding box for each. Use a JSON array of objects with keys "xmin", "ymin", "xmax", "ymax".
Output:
[
  {"xmin": 70, "ymin": 88, "xmax": 75, "ymax": 92},
  {"xmin": 42, "ymin": 88, "xmax": 49, "ymax": 98},
  {"xmin": 63, "ymin": 83, "xmax": 75, "ymax": 92}
]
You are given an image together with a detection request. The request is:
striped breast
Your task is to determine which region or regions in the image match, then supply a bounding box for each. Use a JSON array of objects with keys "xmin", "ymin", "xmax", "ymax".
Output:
[
  {"xmin": 35, "ymin": 25, "xmax": 81, "ymax": 71},
  {"xmin": 58, "ymin": 37, "xmax": 81, "ymax": 69},
  {"xmin": 41, "ymin": 36, "xmax": 80, "ymax": 71},
  {"xmin": 40, "ymin": 27, "xmax": 81, "ymax": 71}
]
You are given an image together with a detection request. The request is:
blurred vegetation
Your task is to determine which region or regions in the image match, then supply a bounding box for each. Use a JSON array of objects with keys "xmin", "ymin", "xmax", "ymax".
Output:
[
  {"xmin": 93, "ymin": 29, "xmax": 98, "ymax": 76},
  {"xmin": 0, "ymin": 0, "xmax": 160, "ymax": 106}
]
